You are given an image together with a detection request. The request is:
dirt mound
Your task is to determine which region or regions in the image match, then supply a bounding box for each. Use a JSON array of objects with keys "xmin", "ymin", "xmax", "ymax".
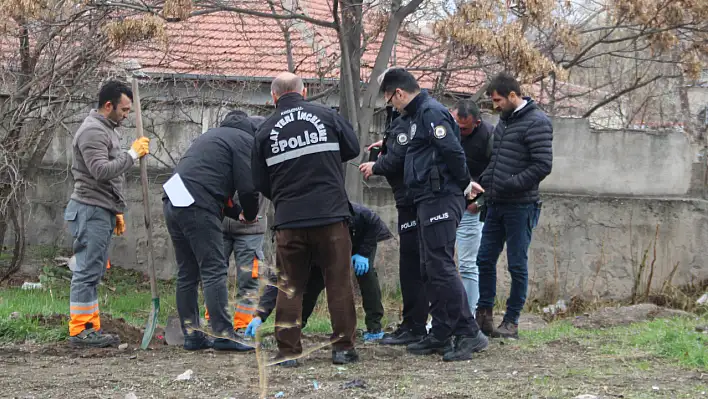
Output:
[
  {"xmin": 572, "ymin": 303, "xmax": 693, "ymax": 329},
  {"xmin": 24, "ymin": 313, "xmax": 164, "ymax": 347}
]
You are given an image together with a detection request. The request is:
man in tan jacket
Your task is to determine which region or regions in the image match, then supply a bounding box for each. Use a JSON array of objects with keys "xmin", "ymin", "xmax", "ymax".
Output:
[{"xmin": 63, "ymin": 80, "xmax": 150, "ymax": 347}]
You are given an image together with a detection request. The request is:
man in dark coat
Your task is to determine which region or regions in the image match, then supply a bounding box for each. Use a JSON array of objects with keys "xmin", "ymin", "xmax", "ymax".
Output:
[
  {"xmin": 162, "ymin": 110, "xmax": 260, "ymax": 352},
  {"xmin": 471, "ymin": 72, "xmax": 553, "ymax": 339}
]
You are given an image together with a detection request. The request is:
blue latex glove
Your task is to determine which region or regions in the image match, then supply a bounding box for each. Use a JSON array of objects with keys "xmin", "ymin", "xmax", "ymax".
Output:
[
  {"xmin": 245, "ymin": 317, "xmax": 262, "ymax": 337},
  {"xmin": 351, "ymin": 254, "xmax": 369, "ymax": 276}
]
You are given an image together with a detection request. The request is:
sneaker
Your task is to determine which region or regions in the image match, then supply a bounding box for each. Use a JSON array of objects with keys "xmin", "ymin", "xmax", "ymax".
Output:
[
  {"xmin": 363, "ymin": 330, "xmax": 385, "ymax": 342},
  {"xmin": 475, "ymin": 308, "xmax": 494, "ymax": 337},
  {"xmin": 69, "ymin": 328, "xmax": 119, "ymax": 348},
  {"xmin": 380, "ymin": 329, "xmax": 425, "ymax": 346},
  {"xmin": 442, "ymin": 330, "xmax": 489, "ymax": 362},
  {"xmin": 332, "ymin": 349, "xmax": 359, "ymax": 365},
  {"xmin": 183, "ymin": 331, "xmax": 213, "ymax": 351},
  {"xmin": 213, "ymin": 331, "xmax": 255, "ymax": 352},
  {"xmin": 406, "ymin": 334, "xmax": 452, "ymax": 356},
  {"xmin": 491, "ymin": 320, "xmax": 519, "ymax": 339}
]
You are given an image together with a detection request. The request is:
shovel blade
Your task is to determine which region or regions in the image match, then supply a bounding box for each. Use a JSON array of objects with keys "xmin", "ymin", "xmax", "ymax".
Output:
[{"xmin": 140, "ymin": 297, "xmax": 160, "ymax": 350}]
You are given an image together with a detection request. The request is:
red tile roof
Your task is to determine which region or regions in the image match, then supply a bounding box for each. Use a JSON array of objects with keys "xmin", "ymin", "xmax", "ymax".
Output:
[{"xmin": 120, "ymin": 0, "xmax": 486, "ymax": 94}]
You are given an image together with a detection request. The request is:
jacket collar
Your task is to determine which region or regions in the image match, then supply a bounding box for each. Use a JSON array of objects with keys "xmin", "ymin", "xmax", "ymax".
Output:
[
  {"xmin": 89, "ymin": 109, "xmax": 118, "ymax": 129},
  {"xmin": 275, "ymin": 92, "xmax": 305, "ymax": 108},
  {"xmin": 501, "ymin": 97, "xmax": 537, "ymax": 122},
  {"xmin": 403, "ymin": 89, "xmax": 428, "ymax": 116}
]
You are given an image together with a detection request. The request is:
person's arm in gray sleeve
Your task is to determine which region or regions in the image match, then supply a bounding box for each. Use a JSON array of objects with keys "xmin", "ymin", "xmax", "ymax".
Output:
[{"xmin": 77, "ymin": 128, "xmax": 134, "ymax": 182}]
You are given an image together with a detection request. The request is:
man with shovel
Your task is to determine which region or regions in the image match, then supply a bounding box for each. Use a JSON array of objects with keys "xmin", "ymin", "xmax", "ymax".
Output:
[
  {"xmin": 162, "ymin": 110, "xmax": 261, "ymax": 352},
  {"xmin": 64, "ymin": 80, "xmax": 150, "ymax": 347}
]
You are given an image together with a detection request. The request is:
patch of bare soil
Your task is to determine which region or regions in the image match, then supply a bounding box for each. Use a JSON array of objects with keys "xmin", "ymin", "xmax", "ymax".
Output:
[
  {"xmin": 572, "ymin": 303, "xmax": 694, "ymax": 329},
  {"xmin": 1, "ymin": 331, "xmax": 704, "ymax": 399}
]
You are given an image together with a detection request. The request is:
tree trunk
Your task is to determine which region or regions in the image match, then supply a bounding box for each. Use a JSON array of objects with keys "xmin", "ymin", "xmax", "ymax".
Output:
[
  {"xmin": 358, "ymin": 0, "xmax": 424, "ymax": 140},
  {"xmin": 0, "ymin": 193, "xmax": 26, "ymax": 283},
  {"xmin": 336, "ymin": 0, "xmax": 364, "ymax": 203}
]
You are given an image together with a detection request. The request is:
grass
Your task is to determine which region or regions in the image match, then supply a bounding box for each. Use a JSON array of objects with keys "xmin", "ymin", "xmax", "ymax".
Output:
[
  {"xmin": 520, "ymin": 314, "xmax": 708, "ymax": 370},
  {"xmin": 2, "ymin": 265, "xmax": 707, "ymax": 372}
]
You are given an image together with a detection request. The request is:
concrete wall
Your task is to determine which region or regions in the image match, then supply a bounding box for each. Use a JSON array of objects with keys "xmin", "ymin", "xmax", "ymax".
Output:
[{"xmin": 12, "ymin": 101, "xmax": 708, "ymax": 302}]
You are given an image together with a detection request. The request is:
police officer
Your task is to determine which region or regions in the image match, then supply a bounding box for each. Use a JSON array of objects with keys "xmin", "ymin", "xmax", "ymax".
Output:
[
  {"xmin": 252, "ymin": 72, "xmax": 360, "ymax": 366},
  {"xmin": 377, "ymin": 67, "xmax": 488, "ymax": 362},
  {"xmin": 359, "ymin": 110, "xmax": 429, "ymax": 345}
]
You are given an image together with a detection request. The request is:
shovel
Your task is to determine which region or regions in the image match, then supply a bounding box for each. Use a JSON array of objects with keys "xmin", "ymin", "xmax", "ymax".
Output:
[{"xmin": 131, "ymin": 77, "xmax": 160, "ymax": 349}]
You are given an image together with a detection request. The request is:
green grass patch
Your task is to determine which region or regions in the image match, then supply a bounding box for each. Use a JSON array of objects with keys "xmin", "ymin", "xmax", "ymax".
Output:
[{"xmin": 626, "ymin": 317, "xmax": 708, "ymax": 368}]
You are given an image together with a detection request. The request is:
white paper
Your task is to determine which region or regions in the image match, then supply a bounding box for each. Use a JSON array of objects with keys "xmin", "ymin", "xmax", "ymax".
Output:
[{"xmin": 163, "ymin": 173, "xmax": 195, "ymax": 207}]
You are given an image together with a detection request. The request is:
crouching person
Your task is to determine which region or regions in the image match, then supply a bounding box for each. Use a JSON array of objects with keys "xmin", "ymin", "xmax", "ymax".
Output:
[{"xmin": 245, "ymin": 202, "xmax": 393, "ymax": 349}]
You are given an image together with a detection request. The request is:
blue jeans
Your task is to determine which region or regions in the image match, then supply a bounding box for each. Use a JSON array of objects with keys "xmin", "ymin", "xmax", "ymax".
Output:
[
  {"xmin": 476, "ymin": 203, "xmax": 541, "ymax": 324},
  {"xmin": 456, "ymin": 210, "xmax": 483, "ymax": 314}
]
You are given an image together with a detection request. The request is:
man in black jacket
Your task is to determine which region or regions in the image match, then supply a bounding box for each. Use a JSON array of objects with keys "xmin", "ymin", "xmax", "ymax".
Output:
[
  {"xmin": 358, "ymin": 111, "xmax": 429, "ymax": 345},
  {"xmin": 245, "ymin": 202, "xmax": 392, "ymax": 343},
  {"xmin": 450, "ymin": 100, "xmax": 493, "ymax": 316},
  {"xmin": 378, "ymin": 67, "xmax": 488, "ymax": 362},
  {"xmin": 162, "ymin": 110, "xmax": 260, "ymax": 352},
  {"xmin": 471, "ymin": 72, "xmax": 553, "ymax": 339},
  {"xmin": 252, "ymin": 72, "xmax": 360, "ymax": 366}
]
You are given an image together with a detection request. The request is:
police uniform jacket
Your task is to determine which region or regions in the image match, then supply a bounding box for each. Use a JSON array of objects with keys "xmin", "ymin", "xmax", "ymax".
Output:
[
  {"xmin": 372, "ymin": 115, "xmax": 413, "ymax": 208},
  {"xmin": 252, "ymin": 92, "xmax": 360, "ymax": 228},
  {"xmin": 166, "ymin": 112, "xmax": 260, "ymax": 221},
  {"xmin": 403, "ymin": 90, "xmax": 470, "ymax": 203}
]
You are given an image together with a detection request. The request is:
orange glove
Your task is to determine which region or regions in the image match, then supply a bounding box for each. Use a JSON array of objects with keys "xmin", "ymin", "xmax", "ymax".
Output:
[
  {"xmin": 114, "ymin": 214, "xmax": 126, "ymax": 236},
  {"xmin": 130, "ymin": 137, "xmax": 150, "ymax": 159}
]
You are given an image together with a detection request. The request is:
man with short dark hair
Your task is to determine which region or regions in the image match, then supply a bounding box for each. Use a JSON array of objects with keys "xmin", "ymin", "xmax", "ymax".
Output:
[
  {"xmin": 252, "ymin": 72, "xmax": 361, "ymax": 366},
  {"xmin": 471, "ymin": 72, "xmax": 553, "ymax": 339},
  {"xmin": 450, "ymin": 99, "xmax": 493, "ymax": 315},
  {"xmin": 377, "ymin": 67, "xmax": 488, "ymax": 362},
  {"xmin": 163, "ymin": 109, "xmax": 260, "ymax": 352},
  {"xmin": 64, "ymin": 79, "xmax": 150, "ymax": 347}
]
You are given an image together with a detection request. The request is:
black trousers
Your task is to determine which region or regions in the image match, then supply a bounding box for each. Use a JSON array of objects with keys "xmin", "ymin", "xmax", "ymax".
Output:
[
  {"xmin": 302, "ymin": 247, "xmax": 385, "ymax": 332},
  {"xmin": 163, "ymin": 200, "xmax": 233, "ymax": 335},
  {"xmin": 397, "ymin": 205, "xmax": 429, "ymax": 335},
  {"xmin": 417, "ymin": 195, "xmax": 479, "ymax": 340}
]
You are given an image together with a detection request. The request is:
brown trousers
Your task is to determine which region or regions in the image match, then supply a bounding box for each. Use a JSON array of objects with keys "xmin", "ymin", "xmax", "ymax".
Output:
[{"xmin": 274, "ymin": 221, "xmax": 357, "ymax": 356}]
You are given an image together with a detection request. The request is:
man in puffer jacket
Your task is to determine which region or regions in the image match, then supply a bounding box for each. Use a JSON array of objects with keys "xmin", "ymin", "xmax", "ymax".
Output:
[{"xmin": 470, "ymin": 72, "xmax": 553, "ymax": 339}]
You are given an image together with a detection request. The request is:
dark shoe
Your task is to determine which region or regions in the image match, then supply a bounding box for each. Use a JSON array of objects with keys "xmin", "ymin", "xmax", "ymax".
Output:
[
  {"xmin": 332, "ymin": 349, "xmax": 359, "ymax": 364},
  {"xmin": 213, "ymin": 331, "xmax": 255, "ymax": 352},
  {"xmin": 272, "ymin": 354, "xmax": 300, "ymax": 368},
  {"xmin": 183, "ymin": 332, "xmax": 213, "ymax": 351},
  {"xmin": 69, "ymin": 328, "xmax": 119, "ymax": 348},
  {"xmin": 406, "ymin": 335, "xmax": 452, "ymax": 356},
  {"xmin": 381, "ymin": 329, "xmax": 425, "ymax": 346},
  {"xmin": 491, "ymin": 320, "xmax": 519, "ymax": 339},
  {"xmin": 475, "ymin": 308, "xmax": 494, "ymax": 337},
  {"xmin": 443, "ymin": 331, "xmax": 489, "ymax": 362}
]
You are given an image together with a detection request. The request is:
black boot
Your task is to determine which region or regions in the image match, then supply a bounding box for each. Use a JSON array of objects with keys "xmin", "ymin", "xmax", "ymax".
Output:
[
  {"xmin": 272, "ymin": 354, "xmax": 300, "ymax": 368},
  {"xmin": 213, "ymin": 330, "xmax": 255, "ymax": 352},
  {"xmin": 442, "ymin": 330, "xmax": 489, "ymax": 362},
  {"xmin": 380, "ymin": 327, "xmax": 425, "ymax": 346},
  {"xmin": 332, "ymin": 349, "xmax": 359, "ymax": 364},
  {"xmin": 406, "ymin": 334, "xmax": 452, "ymax": 356},
  {"xmin": 183, "ymin": 331, "xmax": 213, "ymax": 351}
]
